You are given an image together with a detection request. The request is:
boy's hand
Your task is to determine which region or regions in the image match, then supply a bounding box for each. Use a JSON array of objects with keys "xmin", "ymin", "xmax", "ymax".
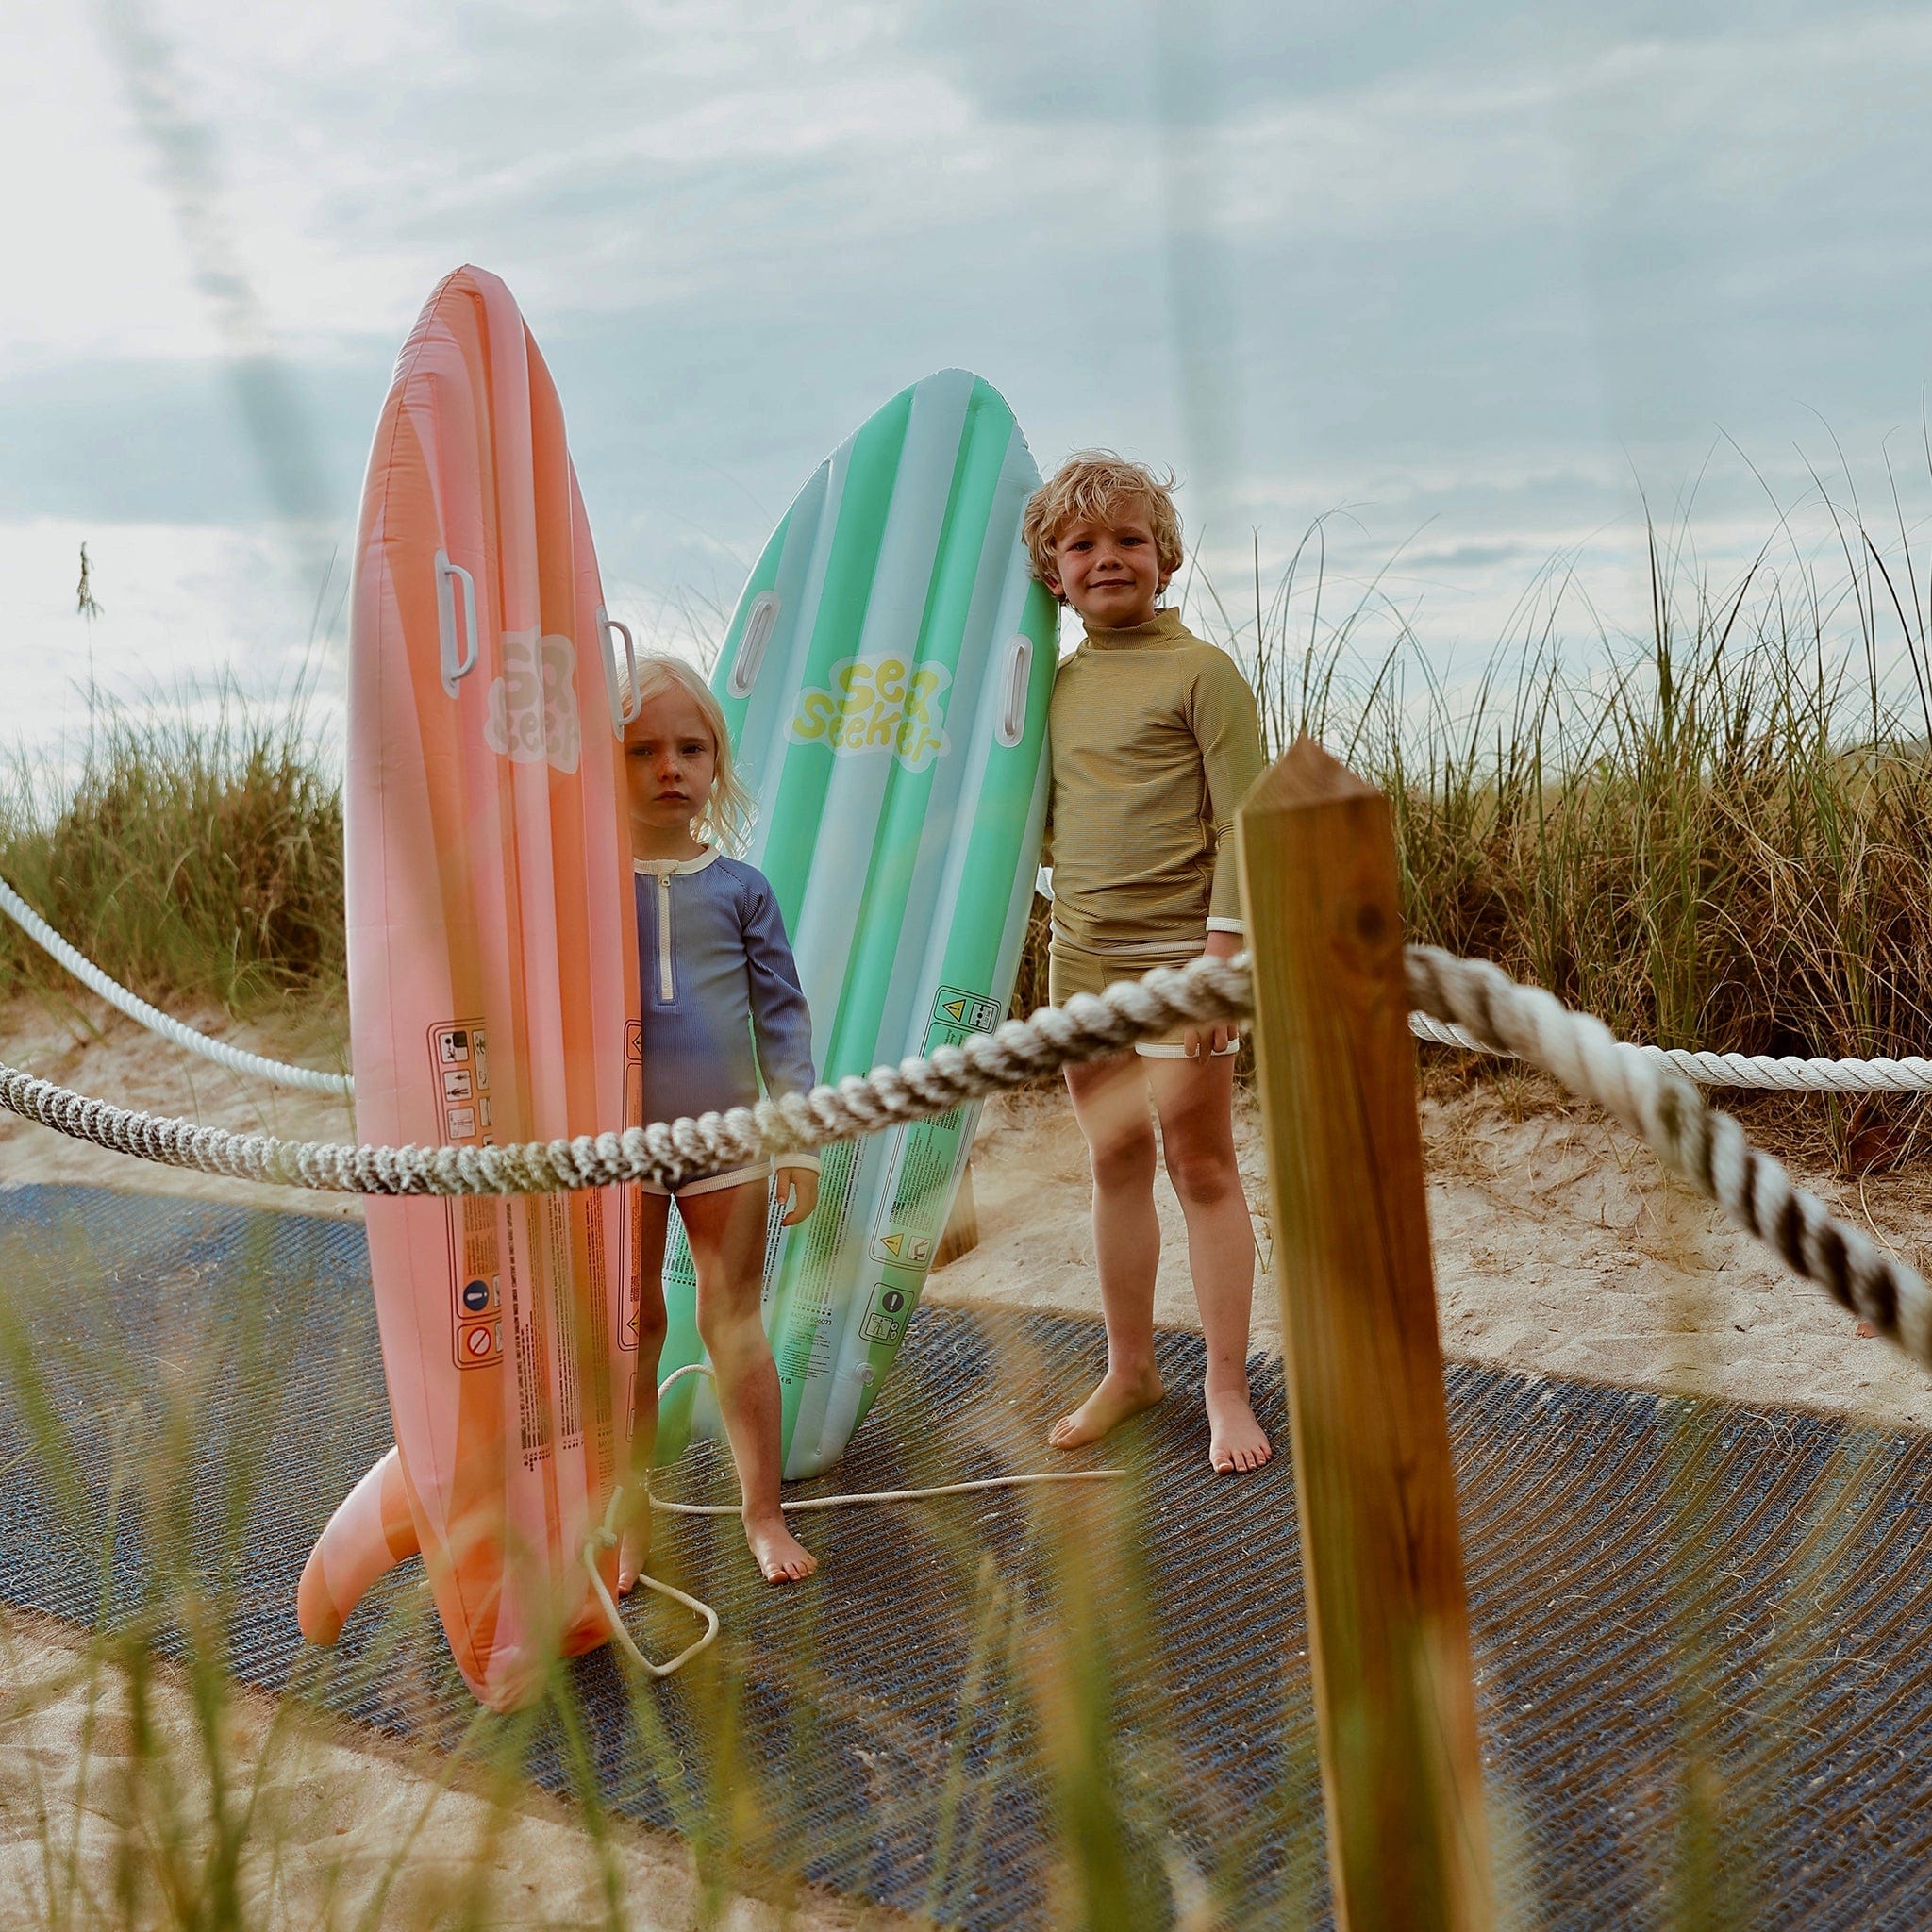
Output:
[
  {"xmin": 1187, "ymin": 929, "xmax": 1244, "ymax": 1058},
  {"xmin": 775, "ymin": 1163, "xmax": 819, "ymax": 1226}
]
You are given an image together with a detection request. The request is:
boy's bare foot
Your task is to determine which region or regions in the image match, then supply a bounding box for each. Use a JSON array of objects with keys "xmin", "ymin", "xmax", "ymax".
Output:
[
  {"xmin": 1206, "ymin": 1389, "xmax": 1272, "ymax": 1474},
  {"xmin": 1048, "ymin": 1366, "xmax": 1164, "ymax": 1450},
  {"xmin": 745, "ymin": 1513, "xmax": 818, "ymax": 1584}
]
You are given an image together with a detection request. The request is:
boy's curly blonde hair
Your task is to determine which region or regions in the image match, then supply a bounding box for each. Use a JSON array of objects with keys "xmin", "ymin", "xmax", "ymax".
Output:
[
  {"xmin": 1021, "ymin": 451, "xmax": 1186, "ymax": 591},
  {"xmin": 622, "ymin": 653, "xmax": 758, "ymax": 854}
]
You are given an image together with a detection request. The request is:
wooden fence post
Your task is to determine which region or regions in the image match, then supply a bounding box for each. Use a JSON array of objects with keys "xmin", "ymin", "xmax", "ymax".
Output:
[{"xmin": 1236, "ymin": 737, "xmax": 1491, "ymax": 1932}]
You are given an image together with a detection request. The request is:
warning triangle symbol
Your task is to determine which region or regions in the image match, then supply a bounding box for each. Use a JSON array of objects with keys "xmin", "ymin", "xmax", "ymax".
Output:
[
  {"xmin": 942, "ymin": 998, "xmax": 966, "ymax": 1022},
  {"xmin": 881, "ymin": 1232, "xmax": 904, "ymax": 1257}
]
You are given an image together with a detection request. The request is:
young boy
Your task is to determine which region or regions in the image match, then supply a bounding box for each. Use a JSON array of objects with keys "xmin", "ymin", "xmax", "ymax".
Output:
[{"xmin": 1023, "ymin": 452, "xmax": 1271, "ymax": 1474}]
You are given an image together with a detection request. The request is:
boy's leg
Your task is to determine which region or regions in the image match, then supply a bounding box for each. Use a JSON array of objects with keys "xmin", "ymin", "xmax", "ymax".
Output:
[
  {"xmin": 1146, "ymin": 1053, "xmax": 1272, "ymax": 1474},
  {"xmin": 678, "ymin": 1178, "xmax": 817, "ymax": 1583},
  {"xmin": 1049, "ymin": 1053, "xmax": 1166, "ymax": 1449},
  {"xmin": 620, "ymin": 1191, "xmax": 673, "ymax": 1592}
]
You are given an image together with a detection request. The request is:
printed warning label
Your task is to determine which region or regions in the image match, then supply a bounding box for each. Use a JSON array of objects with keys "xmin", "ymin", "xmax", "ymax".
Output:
[
  {"xmin": 858, "ymin": 1281, "xmax": 911, "ymax": 1347},
  {"xmin": 434, "ymin": 1017, "xmax": 498, "ymax": 1371},
  {"xmin": 459, "ymin": 1321, "xmax": 501, "ymax": 1363},
  {"xmin": 869, "ymin": 1108, "xmax": 962, "ymax": 1267},
  {"xmin": 863, "ymin": 989, "xmax": 996, "ymax": 1271},
  {"xmin": 931, "ymin": 989, "xmax": 1002, "ymax": 1037}
]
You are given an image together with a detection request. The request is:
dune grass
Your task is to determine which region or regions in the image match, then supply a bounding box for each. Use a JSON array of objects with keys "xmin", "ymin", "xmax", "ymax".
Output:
[
  {"xmin": 0, "ymin": 690, "xmax": 343, "ymax": 1021},
  {"xmin": 1189, "ymin": 511, "xmax": 1932, "ymax": 1074},
  {"xmin": 0, "ymin": 1200, "xmax": 1337, "ymax": 1931}
]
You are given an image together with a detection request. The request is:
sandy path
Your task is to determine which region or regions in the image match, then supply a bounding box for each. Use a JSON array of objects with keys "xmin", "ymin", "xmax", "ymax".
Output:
[
  {"xmin": 0, "ymin": 987, "xmax": 362, "ymax": 1222},
  {"xmin": 0, "ymin": 1608, "xmax": 908, "ymax": 1931},
  {"xmin": 928, "ymin": 1078, "xmax": 1932, "ymax": 1436}
]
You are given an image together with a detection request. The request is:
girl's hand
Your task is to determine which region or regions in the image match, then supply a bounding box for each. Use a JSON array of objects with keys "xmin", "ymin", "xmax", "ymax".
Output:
[
  {"xmin": 1185, "ymin": 929, "xmax": 1244, "ymax": 1058},
  {"xmin": 775, "ymin": 1163, "xmax": 819, "ymax": 1226}
]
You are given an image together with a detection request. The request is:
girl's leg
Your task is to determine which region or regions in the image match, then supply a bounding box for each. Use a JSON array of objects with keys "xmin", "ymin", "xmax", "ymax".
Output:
[
  {"xmin": 619, "ymin": 1190, "xmax": 672, "ymax": 1592},
  {"xmin": 677, "ymin": 1177, "xmax": 817, "ymax": 1583},
  {"xmin": 1146, "ymin": 1053, "xmax": 1272, "ymax": 1473},
  {"xmin": 1049, "ymin": 1054, "xmax": 1166, "ymax": 1449}
]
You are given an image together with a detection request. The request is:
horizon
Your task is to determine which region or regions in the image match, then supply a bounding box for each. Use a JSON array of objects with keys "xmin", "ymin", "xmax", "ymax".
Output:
[{"xmin": 8, "ymin": 0, "xmax": 1932, "ymax": 766}]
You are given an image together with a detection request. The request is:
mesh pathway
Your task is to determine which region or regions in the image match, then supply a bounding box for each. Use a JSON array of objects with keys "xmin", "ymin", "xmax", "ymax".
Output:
[{"xmin": 4, "ymin": 1185, "xmax": 1932, "ymax": 1928}]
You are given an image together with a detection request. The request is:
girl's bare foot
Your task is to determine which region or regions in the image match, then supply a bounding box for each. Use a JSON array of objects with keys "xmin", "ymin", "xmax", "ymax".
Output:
[
  {"xmin": 1048, "ymin": 1365, "xmax": 1164, "ymax": 1450},
  {"xmin": 1206, "ymin": 1388, "xmax": 1272, "ymax": 1474},
  {"xmin": 745, "ymin": 1513, "xmax": 818, "ymax": 1583}
]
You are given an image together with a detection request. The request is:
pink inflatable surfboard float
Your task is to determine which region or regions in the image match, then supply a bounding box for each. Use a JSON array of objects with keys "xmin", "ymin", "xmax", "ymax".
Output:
[{"xmin": 298, "ymin": 266, "xmax": 642, "ymax": 1710}]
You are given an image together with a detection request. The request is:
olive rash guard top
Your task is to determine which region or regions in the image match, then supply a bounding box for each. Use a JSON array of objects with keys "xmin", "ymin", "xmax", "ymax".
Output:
[{"xmin": 1043, "ymin": 606, "xmax": 1265, "ymax": 953}]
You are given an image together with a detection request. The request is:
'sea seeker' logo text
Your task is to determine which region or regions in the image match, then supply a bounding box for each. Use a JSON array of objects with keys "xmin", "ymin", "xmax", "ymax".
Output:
[{"xmin": 787, "ymin": 654, "xmax": 951, "ymax": 773}]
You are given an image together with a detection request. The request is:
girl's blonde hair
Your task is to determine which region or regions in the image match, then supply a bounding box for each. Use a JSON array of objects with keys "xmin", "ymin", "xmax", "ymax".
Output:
[
  {"xmin": 1021, "ymin": 450, "xmax": 1186, "ymax": 591},
  {"xmin": 622, "ymin": 653, "xmax": 758, "ymax": 854}
]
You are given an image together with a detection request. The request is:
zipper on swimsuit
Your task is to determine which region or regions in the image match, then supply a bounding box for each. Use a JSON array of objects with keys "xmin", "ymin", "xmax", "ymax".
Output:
[{"xmin": 656, "ymin": 871, "xmax": 675, "ymax": 1003}]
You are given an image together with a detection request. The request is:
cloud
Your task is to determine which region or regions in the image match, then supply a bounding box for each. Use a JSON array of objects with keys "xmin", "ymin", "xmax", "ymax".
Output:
[{"xmin": 9, "ymin": 0, "xmax": 1932, "ymax": 755}]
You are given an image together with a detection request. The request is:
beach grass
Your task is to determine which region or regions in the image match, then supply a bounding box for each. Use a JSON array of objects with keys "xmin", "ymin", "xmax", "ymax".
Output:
[
  {"xmin": 0, "ymin": 687, "xmax": 343, "ymax": 1022},
  {"xmin": 0, "ymin": 1203, "xmax": 1334, "ymax": 1931}
]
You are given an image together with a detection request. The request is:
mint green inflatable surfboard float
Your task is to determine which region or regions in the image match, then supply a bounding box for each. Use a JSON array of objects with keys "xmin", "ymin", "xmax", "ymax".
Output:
[{"xmin": 655, "ymin": 369, "xmax": 1058, "ymax": 1480}]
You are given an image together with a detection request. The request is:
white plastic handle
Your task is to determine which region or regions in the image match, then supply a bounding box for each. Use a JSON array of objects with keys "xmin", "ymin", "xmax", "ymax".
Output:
[
  {"xmin": 435, "ymin": 550, "xmax": 479, "ymax": 695},
  {"xmin": 599, "ymin": 608, "xmax": 640, "ymax": 734},
  {"xmin": 728, "ymin": 591, "xmax": 780, "ymax": 699},
  {"xmin": 996, "ymin": 634, "xmax": 1032, "ymax": 747}
]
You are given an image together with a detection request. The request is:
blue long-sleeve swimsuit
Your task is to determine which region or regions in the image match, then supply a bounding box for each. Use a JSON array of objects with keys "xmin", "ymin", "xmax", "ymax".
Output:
[{"xmin": 632, "ymin": 850, "xmax": 817, "ymax": 1133}]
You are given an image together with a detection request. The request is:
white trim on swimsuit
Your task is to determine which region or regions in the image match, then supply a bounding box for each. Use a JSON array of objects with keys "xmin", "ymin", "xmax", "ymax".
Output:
[{"xmin": 639, "ymin": 1158, "xmax": 774, "ymax": 1199}]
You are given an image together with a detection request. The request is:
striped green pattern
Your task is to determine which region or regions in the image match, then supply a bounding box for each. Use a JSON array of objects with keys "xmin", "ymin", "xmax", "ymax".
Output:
[{"xmin": 656, "ymin": 370, "xmax": 1058, "ymax": 1479}]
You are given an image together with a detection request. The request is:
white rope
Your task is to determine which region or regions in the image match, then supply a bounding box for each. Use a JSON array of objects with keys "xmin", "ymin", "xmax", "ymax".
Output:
[
  {"xmin": 1408, "ymin": 1008, "xmax": 1932, "ymax": 1093},
  {"xmin": 0, "ymin": 956, "xmax": 1252, "ymax": 1195},
  {"xmin": 648, "ymin": 1471, "xmax": 1131, "ymax": 1517},
  {"xmin": 583, "ymin": 1363, "xmax": 722, "ymax": 1678},
  {"xmin": 584, "ymin": 1362, "xmax": 1126, "ymax": 1681},
  {"xmin": 6, "ymin": 940, "xmax": 1931, "ymax": 1374},
  {"xmin": 0, "ymin": 874, "xmax": 352, "ymax": 1096},
  {"xmin": 1405, "ymin": 946, "xmax": 1932, "ymax": 1372}
]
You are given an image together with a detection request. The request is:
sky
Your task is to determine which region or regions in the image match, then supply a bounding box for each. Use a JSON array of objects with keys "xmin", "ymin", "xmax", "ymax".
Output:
[{"xmin": 6, "ymin": 0, "xmax": 1932, "ymax": 766}]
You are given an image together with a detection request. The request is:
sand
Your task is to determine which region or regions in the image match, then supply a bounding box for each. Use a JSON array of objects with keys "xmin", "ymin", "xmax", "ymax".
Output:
[
  {"xmin": 0, "ymin": 1608, "xmax": 908, "ymax": 1931},
  {"xmin": 0, "ymin": 985, "xmax": 362, "ymax": 1223},
  {"xmin": 6, "ymin": 987, "xmax": 1932, "ymax": 1916},
  {"xmin": 935, "ymin": 1074, "xmax": 1932, "ymax": 1436}
]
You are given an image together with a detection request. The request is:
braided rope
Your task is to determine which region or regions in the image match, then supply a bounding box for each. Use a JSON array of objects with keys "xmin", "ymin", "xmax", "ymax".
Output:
[
  {"xmin": 1406, "ymin": 947, "xmax": 1932, "ymax": 1371},
  {"xmin": 11, "ymin": 861, "xmax": 1932, "ymax": 1098},
  {"xmin": 0, "ymin": 874, "xmax": 353, "ymax": 1097},
  {"xmin": 0, "ymin": 956, "xmax": 1250, "ymax": 1196},
  {"xmin": 1407, "ymin": 1008, "xmax": 1932, "ymax": 1093},
  {"xmin": 7, "ymin": 942, "xmax": 1930, "ymax": 1374}
]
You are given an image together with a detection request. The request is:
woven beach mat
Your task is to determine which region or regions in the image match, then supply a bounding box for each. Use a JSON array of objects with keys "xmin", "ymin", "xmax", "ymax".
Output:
[{"xmin": 4, "ymin": 1183, "xmax": 1932, "ymax": 1928}]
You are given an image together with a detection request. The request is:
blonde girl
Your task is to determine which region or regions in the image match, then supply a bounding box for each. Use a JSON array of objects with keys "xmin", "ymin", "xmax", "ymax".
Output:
[{"xmin": 618, "ymin": 654, "xmax": 820, "ymax": 1585}]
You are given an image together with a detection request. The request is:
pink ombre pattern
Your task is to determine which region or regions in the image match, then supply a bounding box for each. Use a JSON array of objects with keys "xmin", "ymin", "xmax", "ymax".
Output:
[{"xmin": 299, "ymin": 267, "xmax": 641, "ymax": 1710}]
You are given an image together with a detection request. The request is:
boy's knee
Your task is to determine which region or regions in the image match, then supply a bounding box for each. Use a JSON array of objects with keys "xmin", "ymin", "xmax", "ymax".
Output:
[
  {"xmin": 1090, "ymin": 1124, "xmax": 1158, "ymax": 1191},
  {"xmin": 1164, "ymin": 1142, "xmax": 1239, "ymax": 1207},
  {"xmin": 695, "ymin": 1298, "xmax": 759, "ymax": 1361}
]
